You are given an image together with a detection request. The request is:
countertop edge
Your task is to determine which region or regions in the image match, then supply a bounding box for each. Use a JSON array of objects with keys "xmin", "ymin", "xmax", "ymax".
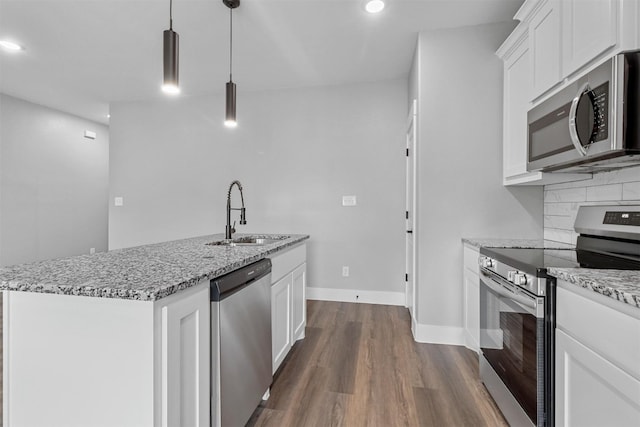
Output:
[
  {"xmin": 461, "ymin": 237, "xmax": 574, "ymax": 250},
  {"xmin": 549, "ymin": 267, "xmax": 640, "ymax": 311}
]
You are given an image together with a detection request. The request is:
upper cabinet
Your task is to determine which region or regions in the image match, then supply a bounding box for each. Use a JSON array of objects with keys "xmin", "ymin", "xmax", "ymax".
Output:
[
  {"xmin": 561, "ymin": 0, "xmax": 618, "ymax": 78},
  {"xmin": 502, "ymin": 33, "xmax": 533, "ymax": 183},
  {"xmin": 530, "ymin": 0, "xmax": 562, "ymax": 99},
  {"xmin": 497, "ymin": 0, "xmax": 640, "ymax": 186}
]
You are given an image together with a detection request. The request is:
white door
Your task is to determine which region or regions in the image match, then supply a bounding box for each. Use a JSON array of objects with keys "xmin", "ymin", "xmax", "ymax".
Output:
[{"xmin": 405, "ymin": 100, "xmax": 417, "ymax": 320}]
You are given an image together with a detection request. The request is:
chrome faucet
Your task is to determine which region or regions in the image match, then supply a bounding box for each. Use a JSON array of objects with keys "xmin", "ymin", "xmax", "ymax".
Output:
[{"xmin": 225, "ymin": 180, "xmax": 246, "ymax": 240}]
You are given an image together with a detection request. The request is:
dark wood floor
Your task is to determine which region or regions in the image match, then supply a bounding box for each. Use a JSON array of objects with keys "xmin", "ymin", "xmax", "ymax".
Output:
[{"xmin": 248, "ymin": 300, "xmax": 507, "ymax": 427}]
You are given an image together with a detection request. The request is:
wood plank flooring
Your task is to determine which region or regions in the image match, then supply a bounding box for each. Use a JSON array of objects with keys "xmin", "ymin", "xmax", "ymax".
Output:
[{"xmin": 248, "ymin": 300, "xmax": 507, "ymax": 427}]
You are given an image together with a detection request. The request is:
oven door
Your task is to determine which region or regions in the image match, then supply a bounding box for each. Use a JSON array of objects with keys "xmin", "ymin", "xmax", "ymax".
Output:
[{"xmin": 479, "ymin": 268, "xmax": 547, "ymax": 426}]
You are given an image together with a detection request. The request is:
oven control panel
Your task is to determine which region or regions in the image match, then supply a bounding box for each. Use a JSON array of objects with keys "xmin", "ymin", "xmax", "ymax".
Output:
[{"xmin": 603, "ymin": 210, "xmax": 640, "ymax": 226}]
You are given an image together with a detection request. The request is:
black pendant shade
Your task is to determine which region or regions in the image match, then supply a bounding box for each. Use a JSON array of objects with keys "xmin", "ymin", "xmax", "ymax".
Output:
[
  {"xmin": 225, "ymin": 81, "xmax": 237, "ymax": 127},
  {"xmin": 162, "ymin": 0, "xmax": 179, "ymax": 94},
  {"xmin": 162, "ymin": 29, "xmax": 179, "ymax": 94}
]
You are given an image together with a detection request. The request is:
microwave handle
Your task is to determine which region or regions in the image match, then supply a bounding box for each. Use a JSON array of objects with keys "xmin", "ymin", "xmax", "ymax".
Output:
[{"xmin": 568, "ymin": 82, "xmax": 591, "ymax": 156}]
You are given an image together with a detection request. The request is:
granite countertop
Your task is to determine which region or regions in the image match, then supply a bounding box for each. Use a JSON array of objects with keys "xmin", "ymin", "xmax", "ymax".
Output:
[
  {"xmin": 549, "ymin": 268, "xmax": 640, "ymax": 310},
  {"xmin": 462, "ymin": 238, "xmax": 575, "ymax": 250},
  {"xmin": 0, "ymin": 233, "xmax": 309, "ymax": 301}
]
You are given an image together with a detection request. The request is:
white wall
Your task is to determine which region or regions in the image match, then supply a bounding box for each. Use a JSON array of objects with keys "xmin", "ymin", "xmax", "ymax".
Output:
[
  {"xmin": 544, "ymin": 165, "xmax": 640, "ymax": 244},
  {"xmin": 109, "ymin": 80, "xmax": 407, "ymax": 296},
  {"xmin": 410, "ymin": 23, "xmax": 544, "ymax": 342},
  {"xmin": 0, "ymin": 94, "xmax": 109, "ymax": 266}
]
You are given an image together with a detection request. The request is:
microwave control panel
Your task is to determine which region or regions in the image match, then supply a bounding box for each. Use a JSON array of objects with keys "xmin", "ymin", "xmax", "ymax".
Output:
[{"xmin": 589, "ymin": 82, "xmax": 609, "ymax": 143}]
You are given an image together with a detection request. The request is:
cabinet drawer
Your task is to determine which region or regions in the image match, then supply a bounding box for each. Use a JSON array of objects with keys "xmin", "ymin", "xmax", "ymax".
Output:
[
  {"xmin": 269, "ymin": 243, "xmax": 306, "ymax": 283},
  {"xmin": 463, "ymin": 245, "xmax": 479, "ymax": 275},
  {"xmin": 557, "ymin": 284, "xmax": 640, "ymax": 379}
]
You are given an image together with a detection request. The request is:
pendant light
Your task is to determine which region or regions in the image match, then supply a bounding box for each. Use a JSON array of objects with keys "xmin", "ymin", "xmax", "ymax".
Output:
[
  {"xmin": 162, "ymin": 0, "xmax": 180, "ymax": 94},
  {"xmin": 224, "ymin": 0, "xmax": 240, "ymax": 128}
]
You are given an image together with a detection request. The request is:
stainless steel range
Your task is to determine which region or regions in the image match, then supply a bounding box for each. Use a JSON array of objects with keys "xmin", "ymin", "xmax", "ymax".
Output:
[{"xmin": 478, "ymin": 205, "xmax": 640, "ymax": 427}]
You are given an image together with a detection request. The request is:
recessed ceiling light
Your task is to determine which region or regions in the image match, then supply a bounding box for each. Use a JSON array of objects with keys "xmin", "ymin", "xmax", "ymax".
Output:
[
  {"xmin": 365, "ymin": 0, "xmax": 385, "ymax": 13},
  {"xmin": 0, "ymin": 40, "xmax": 23, "ymax": 51}
]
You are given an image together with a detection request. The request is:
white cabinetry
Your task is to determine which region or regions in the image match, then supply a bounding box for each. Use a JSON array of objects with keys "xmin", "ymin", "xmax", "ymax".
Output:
[
  {"xmin": 561, "ymin": 0, "xmax": 618, "ymax": 77},
  {"xmin": 501, "ymin": 33, "xmax": 540, "ymax": 185},
  {"xmin": 271, "ymin": 272, "xmax": 292, "ymax": 372},
  {"xmin": 291, "ymin": 263, "xmax": 306, "ymax": 342},
  {"xmin": 155, "ymin": 283, "xmax": 210, "ymax": 427},
  {"xmin": 269, "ymin": 243, "xmax": 307, "ymax": 373},
  {"xmin": 462, "ymin": 244, "xmax": 480, "ymax": 352},
  {"xmin": 3, "ymin": 281, "xmax": 210, "ymax": 427},
  {"xmin": 530, "ymin": 0, "xmax": 562, "ymax": 99},
  {"xmin": 555, "ymin": 283, "xmax": 640, "ymax": 427}
]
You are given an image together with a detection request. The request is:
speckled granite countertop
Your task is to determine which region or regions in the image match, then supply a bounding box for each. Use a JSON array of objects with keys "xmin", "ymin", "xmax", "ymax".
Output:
[
  {"xmin": 549, "ymin": 268, "xmax": 640, "ymax": 310},
  {"xmin": 462, "ymin": 238, "xmax": 574, "ymax": 249},
  {"xmin": 0, "ymin": 233, "xmax": 309, "ymax": 301}
]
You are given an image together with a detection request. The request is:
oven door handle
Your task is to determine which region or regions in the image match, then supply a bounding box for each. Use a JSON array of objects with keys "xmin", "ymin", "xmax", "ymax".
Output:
[{"xmin": 480, "ymin": 269, "xmax": 537, "ymax": 312}]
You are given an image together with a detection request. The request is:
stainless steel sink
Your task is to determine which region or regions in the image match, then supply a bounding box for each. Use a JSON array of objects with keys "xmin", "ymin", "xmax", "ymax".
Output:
[{"xmin": 206, "ymin": 235, "xmax": 289, "ymax": 247}]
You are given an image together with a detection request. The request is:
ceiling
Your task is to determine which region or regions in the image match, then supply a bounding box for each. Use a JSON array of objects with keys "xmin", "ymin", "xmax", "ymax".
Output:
[{"xmin": 0, "ymin": 0, "xmax": 523, "ymax": 124}]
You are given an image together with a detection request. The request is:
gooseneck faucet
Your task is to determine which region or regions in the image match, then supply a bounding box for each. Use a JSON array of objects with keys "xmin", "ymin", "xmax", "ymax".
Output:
[{"xmin": 226, "ymin": 180, "xmax": 246, "ymax": 239}]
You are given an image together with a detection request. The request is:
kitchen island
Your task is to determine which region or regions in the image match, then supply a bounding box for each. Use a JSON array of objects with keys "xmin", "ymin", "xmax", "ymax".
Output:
[{"xmin": 0, "ymin": 233, "xmax": 309, "ymax": 427}]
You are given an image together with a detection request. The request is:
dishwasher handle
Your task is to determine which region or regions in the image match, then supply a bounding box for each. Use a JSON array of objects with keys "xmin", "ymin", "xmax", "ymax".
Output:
[{"xmin": 211, "ymin": 258, "xmax": 272, "ymax": 301}]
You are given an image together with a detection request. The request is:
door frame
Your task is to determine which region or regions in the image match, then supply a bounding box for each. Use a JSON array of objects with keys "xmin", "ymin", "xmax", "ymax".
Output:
[{"xmin": 405, "ymin": 99, "xmax": 418, "ymax": 325}]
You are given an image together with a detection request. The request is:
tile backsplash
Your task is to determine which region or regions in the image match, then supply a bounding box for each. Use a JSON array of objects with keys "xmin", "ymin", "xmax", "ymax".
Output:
[{"xmin": 544, "ymin": 165, "xmax": 640, "ymax": 245}]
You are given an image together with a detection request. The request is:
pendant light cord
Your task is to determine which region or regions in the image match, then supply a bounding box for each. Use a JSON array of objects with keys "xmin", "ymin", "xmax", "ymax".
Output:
[
  {"xmin": 169, "ymin": 0, "xmax": 173, "ymax": 29},
  {"xmin": 229, "ymin": 7, "xmax": 233, "ymax": 80}
]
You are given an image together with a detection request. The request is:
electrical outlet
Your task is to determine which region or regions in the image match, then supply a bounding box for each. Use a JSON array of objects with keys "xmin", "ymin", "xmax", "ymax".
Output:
[
  {"xmin": 89, "ymin": 248, "xmax": 95, "ymax": 254},
  {"xmin": 114, "ymin": 197, "xmax": 124, "ymax": 207},
  {"xmin": 342, "ymin": 195, "xmax": 357, "ymax": 206},
  {"xmin": 342, "ymin": 266, "xmax": 349, "ymax": 277}
]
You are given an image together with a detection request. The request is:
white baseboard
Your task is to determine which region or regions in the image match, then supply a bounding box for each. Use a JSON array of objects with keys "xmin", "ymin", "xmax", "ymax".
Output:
[
  {"xmin": 464, "ymin": 330, "xmax": 480, "ymax": 353},
  {"xmin": 306, "ymin": 287, "xmax": 405, "ymax": 306},
  {"xmin": 412, "ymin": 322, "xmax": 465, "ymax": 346}
]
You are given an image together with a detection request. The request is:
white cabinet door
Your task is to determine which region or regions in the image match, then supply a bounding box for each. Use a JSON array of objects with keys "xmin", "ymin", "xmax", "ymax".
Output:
[
  {"xmin": 158, "ymin": 285, "xmax": 210, "ymax": 427},
  {"xmin": 530, "ymin": 0, "xmax": 562, "ymax": 99},
  {"xmin": 291, "ymin": 263, "xmax": 306, "ymax": 343},
  {"xmin": 503, "ymin": 37, "xmax": 537, "ymax": 183},
  {"xmin": 271, "ymin": 273, "xmax": 292, "ymax": 373},
  {"xmin": 462, "ymin": 245, "xmax": 480, "ymax": 352},
  {"xmin": 555, "ymin": 329, "xmax": 640, "ymax": 427},
  {"xmin": 562, "ymin": 0, "xmax": 618, "ymax": 78},
  {"xmin": 463, "ymin": 271, "xmax": 480, "ymax": 352}
]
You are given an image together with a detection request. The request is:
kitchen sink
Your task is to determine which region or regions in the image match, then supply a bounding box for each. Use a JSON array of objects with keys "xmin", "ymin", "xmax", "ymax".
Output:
[{"xmin": 206, "ymin": 235, "xmax": 289, "ymax": 246}]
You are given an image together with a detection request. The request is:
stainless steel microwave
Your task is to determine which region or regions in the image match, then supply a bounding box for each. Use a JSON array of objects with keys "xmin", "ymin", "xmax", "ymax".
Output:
[{"xmin": 527, "ymin": 51, "xmax": 640, "ymax": 173}]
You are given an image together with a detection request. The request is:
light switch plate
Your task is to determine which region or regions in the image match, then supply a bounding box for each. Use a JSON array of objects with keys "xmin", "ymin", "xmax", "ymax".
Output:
[
  {"xmin": 342, "ymin": 195, "xmax": 357, "ymax": 206},
  {"xmin": 114, "ymin": 197, "xmax": 124, "ymax": 207}
]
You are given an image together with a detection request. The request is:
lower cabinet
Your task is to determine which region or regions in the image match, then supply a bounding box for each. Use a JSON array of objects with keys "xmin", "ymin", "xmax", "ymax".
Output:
[
  {"xmin": 269, "ymin": 243, "xmax": 307, "ymax": 373},
  {"xmin": 555, "ymin": 329, "xmax": 640, "ymax": 427},
  {"xmin": 463, "ymin": 244, "xmax": 480, "ymax": 352},
  {"xmin": 555, "ymin": 283, "xmax": 640, "ymax": 427},
  {"xmin": 3, "ymin": 281, "xmax": 211, "ymax": 427},
  {"xmin": 271, "ymin": 272, "xmax": 293, "ymax": 372},
  {"xmin": 291, "ymin": 263, "xmax": 306, "ymax": 342},
  {"xmin": 155, "ymin": 282, "xmax": 210, "ymax": 427}
]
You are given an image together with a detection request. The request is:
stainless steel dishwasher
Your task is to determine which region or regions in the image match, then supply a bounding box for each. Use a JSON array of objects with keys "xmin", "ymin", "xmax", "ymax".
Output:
[{"xmin": 210, "ymin": 258, "xmax": 272, "ymax": 427}]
